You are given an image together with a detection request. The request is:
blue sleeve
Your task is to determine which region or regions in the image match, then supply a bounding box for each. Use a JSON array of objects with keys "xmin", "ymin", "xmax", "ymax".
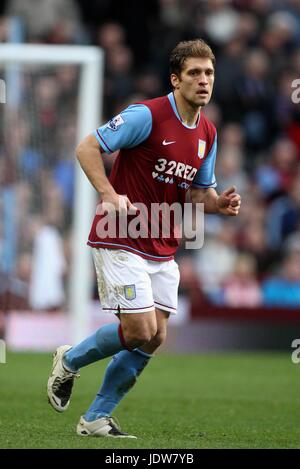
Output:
[
  {"xmin": 93, "ymin": 104, "xmax": 152, "ymax": 154},
  {"xmin": 192, "ymin": 134, "xmax": 217, "ymax": 188}
]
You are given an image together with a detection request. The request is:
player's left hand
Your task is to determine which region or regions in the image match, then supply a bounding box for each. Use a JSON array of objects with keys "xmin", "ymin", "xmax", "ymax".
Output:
[{"xmin": 216, "ymin": 186, "xmax": 241, "ymax": 216}]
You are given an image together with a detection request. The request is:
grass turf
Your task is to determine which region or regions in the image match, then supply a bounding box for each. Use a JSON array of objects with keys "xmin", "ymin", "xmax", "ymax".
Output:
[{"xmin": 0, "ymin": 351, "xmax": 299, "ymax": 449}]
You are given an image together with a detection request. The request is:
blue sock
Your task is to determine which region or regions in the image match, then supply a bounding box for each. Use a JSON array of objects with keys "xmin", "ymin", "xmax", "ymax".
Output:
[
  {"xmin": 84, "ymin": 348, "xmax": 152, "ymax": 421},
  {"xmin": 63, "ymin": 323, "xmax": 126, "ymax": 372}
]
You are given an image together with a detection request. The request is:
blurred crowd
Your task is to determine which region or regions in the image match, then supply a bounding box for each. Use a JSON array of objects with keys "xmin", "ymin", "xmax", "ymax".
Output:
[{"xmin": 1, "ymin": 0, "xmax": 300, "ymax": 312}]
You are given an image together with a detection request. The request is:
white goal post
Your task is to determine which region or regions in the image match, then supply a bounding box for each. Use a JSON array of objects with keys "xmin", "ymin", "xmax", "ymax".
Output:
[{"xmin": 0, "ymin": 44, "xmax": 104, "ymax": 343}]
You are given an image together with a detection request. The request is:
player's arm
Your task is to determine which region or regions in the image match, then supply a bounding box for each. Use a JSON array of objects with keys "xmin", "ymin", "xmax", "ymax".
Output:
[
  {"xmin": 76, "ymin": 134, "xmax": 114, "ymax": 197},
  {"xmin": 75, "ymin": 134, "xmax": 134, "ymax": 213},
  {"xmin": 190, "ymin": 132, "xmax": 241, "ymax": 216},
  {"xmin": 76, "ymin": 105, "xmax": 152, "ymax": 214},
  {"xmin": 190, "ymin": 185, "xmax": 241, "ymax": 216}
]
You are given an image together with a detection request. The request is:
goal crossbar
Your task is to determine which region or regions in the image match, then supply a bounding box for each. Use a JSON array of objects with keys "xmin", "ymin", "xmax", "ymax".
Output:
[{"xmin": 0, "ymin": 43, "xmax": 101, "ymax": 65}]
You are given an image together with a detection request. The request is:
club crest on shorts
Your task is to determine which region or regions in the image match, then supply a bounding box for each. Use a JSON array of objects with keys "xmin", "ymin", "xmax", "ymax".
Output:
[
  {"xmin": 124, "ymin": 284, "xmax": 136, "ymax": 300},
  {"xmin": 198, "ymin": 139, "xmax": 206, "ymax": 159}
]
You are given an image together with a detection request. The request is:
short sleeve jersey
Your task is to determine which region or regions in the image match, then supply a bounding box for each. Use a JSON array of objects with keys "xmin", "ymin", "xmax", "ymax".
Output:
[{"xmin": 88, "ymin": 92, "xmax": 217, "ymax": 261}]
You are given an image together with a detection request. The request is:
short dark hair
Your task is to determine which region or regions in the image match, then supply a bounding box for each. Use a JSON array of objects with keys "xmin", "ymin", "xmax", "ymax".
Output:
[{"xmin": 170, "ymin": 39, "xmax": 216, "ymax": 76}]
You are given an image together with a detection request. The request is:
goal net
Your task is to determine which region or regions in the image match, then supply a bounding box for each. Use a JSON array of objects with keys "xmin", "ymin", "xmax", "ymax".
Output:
[{"xmin": 0, "ymin": 44, "xmax": 103, "ymax": 344}]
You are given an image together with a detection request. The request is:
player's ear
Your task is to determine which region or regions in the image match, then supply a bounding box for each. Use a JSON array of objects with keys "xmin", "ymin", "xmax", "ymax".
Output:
[{"xmin": 170, "ymin": 73, "xmax": 180, "ymax": 89}]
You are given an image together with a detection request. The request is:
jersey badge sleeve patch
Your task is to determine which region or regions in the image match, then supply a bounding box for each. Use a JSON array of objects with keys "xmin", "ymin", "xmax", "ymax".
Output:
[{"xmin": 107, "ymin": 114, "xmax": 125, "ymax": 131}]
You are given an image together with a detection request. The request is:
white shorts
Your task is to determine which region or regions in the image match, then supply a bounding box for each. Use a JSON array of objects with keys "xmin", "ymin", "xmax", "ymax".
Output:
[{"xmin": 92, "ymin": 248, "xmax": 180, "ymax": 315}]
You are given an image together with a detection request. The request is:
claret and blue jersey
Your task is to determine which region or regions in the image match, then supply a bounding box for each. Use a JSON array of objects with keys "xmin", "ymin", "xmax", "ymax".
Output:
[
  {"xmin": 94, "ymin": 92, "xmax": 217, "ymax": 189},
  {"xmin": 88, "ymin": 92, "xmax": 218, "ymax": 261}
]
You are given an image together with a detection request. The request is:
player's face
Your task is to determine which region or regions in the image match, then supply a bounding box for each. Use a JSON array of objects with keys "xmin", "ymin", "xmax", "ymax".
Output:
[{"xmin": 171, "ymin": 57, "xmax": 215, "ymax": 108}]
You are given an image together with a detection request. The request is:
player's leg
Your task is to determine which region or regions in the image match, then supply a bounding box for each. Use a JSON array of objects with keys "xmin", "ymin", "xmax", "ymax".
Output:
[
  {"xmin": 78, "ymin": 259, "xmax": 179, "ymax": 434},
  {"xmin": 74, "ymin": 249, "xmax": 159, "ymax": 437},
  {"xmin": 46, "ymin": 320, "xmax": 131, "ymax": 413},
  {"xmin": 137, "ymin": 257, "xmax": 180, "ymax": 353},
  {"xmin": 96, "ymin": 265, "xmax": 178, "ymax": 435},
  {"xmin": 47, "ymin": 248, "xmax": 154, "ymax": 413},
  {"xmin": 140, "ymin": 307, "xmax": 170, "ymax": 354},
  {"xmin": 78, "ymin": 308, "xmax": 170, "ymax": 437},
  {"xmin": 62, "ymin": 308, "xmax": 156, "ymax": 373},
  {"xmin": 80, "ymin": 310, "xmax": 156, "ymax": 417},
  {"xmin": 47, "ymin": 319, "xmax": 130, "ymax": 413},
  {"xmin": 63, "ymin": 248, "xmax": 156, "ymax": 371}
]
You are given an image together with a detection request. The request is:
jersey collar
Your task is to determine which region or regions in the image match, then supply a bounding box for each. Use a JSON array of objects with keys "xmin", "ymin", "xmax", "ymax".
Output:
[{"xmin": 167, "ymin": 92, "xmax": 201, "ymax": 129}]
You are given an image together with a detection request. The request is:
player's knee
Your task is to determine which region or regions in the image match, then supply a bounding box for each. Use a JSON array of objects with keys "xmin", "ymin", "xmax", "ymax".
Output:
[
  {"xmin": 152, "ymin": 329, "xmax": 167, "ymax": 348},
  {"xmin": 123, "ymin": 325, "xmax": 157, "ymax": 349}
]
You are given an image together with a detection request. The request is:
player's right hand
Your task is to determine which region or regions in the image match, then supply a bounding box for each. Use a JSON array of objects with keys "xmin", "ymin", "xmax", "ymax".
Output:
[{"xmin": 101, "ymin": 192, "xmax": 138, "ymax": 217}]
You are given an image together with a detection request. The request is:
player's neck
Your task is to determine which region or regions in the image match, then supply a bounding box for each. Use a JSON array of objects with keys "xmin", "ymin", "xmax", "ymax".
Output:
[{"xmin": 173, "ymin": 90, "xmax": 201, "ymax": 127}]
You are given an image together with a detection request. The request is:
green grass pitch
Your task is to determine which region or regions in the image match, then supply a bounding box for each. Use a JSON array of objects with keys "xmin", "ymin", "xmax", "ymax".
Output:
[{"xmin": 0, "ymin": 351, "xmax": 299, "ymax": 449}]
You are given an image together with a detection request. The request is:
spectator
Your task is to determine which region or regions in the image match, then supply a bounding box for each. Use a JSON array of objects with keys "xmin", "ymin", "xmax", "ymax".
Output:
[
  {"xmin": 105, "ymin": 44, "xmax": 135, "ymax": 116},
  {"xmin": 194, "ymin": 220, "xmax": 238, "ymax": 304},
  {"xmin": 236, "ymin": 48, "xmax": 274, "ymax": 151},
  {"xmin": 96, "ymin": 22, "xmax": 125, "ymax": 52},
  {"xmin": 222, "ymin": 253, "xmax": 262, "ymax": 308},
  {"xmin": 204, "ymin": 0, "xmax": 240, "ymax": 47},
  {"xmin": 267, "ymin": 172, "xmax": 300, "ymax": 249},
  {"xmin": 0, "ymin": 252, "xmax": 31, "ymax": 312},
  {"xmin": 262, "ymin": 253, "xmax": 300, "ymax": 307},
  {"xmin": 255, "ymin": 137, "xmax": 299, "ymax": 199},
  {"xmin": 5, "ymin": 0, "xmax": 83, "ymax": 43},
  {"xmin": 215, "ymin": 146, "xmax": 249, "ymax": 196},
  {"xmin": 29, "ymin": 224, "xmax": 66, "ymax": 311}
]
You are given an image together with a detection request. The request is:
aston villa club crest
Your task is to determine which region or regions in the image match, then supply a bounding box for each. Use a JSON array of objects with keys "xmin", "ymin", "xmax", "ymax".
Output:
[
  {"xmin": 124, "ymin": 285, "xmax": 136, "ymax": 300},
  {"xmin": 198, "ymin": 139, "xmax": 206, "ymax": 159}
]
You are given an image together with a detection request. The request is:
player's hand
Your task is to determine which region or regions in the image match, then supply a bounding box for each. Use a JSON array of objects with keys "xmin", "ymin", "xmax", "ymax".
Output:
[
  {"xmin": 216, "ymin": 186, "xmax": 241, "ymax": 216},
  {"xmin": 102, "ymin": 191, "xmax": 138, "ymax": 217}
]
